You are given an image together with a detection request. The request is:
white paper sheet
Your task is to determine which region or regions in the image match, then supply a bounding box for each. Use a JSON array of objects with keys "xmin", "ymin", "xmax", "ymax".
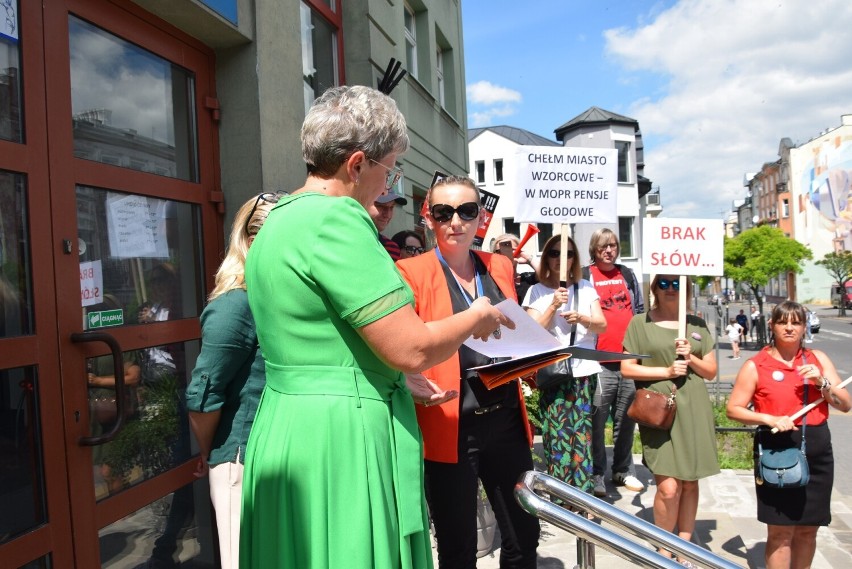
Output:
[{"xmin": 463, "ymin": 299, "xmax": 562, "ymax": 358}]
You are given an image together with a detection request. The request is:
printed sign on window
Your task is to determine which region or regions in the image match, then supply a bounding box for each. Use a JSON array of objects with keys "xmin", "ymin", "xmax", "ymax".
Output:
[{"xmin": 80, "ymin": 259, "xmax": 104, "ymax": 307}]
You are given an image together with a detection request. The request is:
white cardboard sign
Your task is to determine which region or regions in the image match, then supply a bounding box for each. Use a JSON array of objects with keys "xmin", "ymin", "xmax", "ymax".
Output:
[
  {"xmin": 512, "ymin": 145, "xmax": 617, "ymax": 224},
  {"xmin": 642, "ymin": 218, "xmax": 724, "ymax": 276}
]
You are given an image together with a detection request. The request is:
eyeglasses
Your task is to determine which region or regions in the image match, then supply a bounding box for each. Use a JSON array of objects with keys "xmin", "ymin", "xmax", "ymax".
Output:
[
  {"xmin": 245, "ymin": 191, "xmax": 286, "ymax": 236},
  {"xmin": 402, "ymin": 245, "xmax": 424, "ymax": 256},
  {"xmin": 597, "ymin": 242, "xmax": 619, "ymax": 252},
  {"xmin": 369, "ymin": 159, "xmax": 404, "ymax": 191},
  {"xmin": 546, "ymin": 249, "xmax": 576, "ymax": 259},
  {"xmin": 429, "ymin": 202, "xmax": 481, "ymax": 223},
  {"xmin": 497, "ymin": 241, "xmax": 515, "ymax": 249},
  {"xmin": 657, "ymin": 278, "xmax": 680, "ymax": 291}
]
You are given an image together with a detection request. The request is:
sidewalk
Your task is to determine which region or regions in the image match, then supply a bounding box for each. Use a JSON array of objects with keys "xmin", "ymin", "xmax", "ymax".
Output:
[{"xmin": 456, "ymin": 449, "xmax": 852, "ymax": 569}]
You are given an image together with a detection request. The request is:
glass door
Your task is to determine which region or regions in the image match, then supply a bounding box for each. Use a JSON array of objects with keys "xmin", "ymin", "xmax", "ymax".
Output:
[{"xmin": 0, "ymin": 0, "xmax": 224, "ymax": 566}]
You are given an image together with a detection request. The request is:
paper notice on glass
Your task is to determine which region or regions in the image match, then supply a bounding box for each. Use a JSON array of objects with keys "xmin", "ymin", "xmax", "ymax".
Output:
[{"xmin": 463, "ymin": 299, "xmax": 562, "ymax": 358}]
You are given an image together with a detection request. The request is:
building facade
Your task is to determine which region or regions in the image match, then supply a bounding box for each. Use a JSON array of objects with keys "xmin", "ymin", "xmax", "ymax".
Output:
[
  {"xmin": 0, "ymin": 0, "xmax": 468, "ymax": 566},
  {"xmin": 466, "ymin": 109, "xmax": 653, "ymax": 281}
]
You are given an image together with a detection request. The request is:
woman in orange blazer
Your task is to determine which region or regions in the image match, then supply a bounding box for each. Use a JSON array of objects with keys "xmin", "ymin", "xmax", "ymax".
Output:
[{"xmin": 397, "ymin": 176, "xmax": 539, "ymax": 569}]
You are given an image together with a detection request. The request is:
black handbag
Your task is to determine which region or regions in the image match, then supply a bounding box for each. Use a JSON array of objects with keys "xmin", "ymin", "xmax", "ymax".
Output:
[
  {"xmin": 536, "ymin": 283, "xmax": 579, "ymax": 390},
  {"xmin": 755, "ymin": 358, "xmax": 811, "ymax": 489}
]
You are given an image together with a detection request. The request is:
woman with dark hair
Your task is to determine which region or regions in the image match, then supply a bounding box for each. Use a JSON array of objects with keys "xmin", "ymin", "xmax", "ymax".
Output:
[
  {"xmin": 522, "ymin": 234, "xmax": 606, "ymax": 494},
  {"xmin": 241, "ymin": 87, "xmax": 511, "ymax": 569},
  {"xmin": 392, "ymin": 229, "xmax": 425, "ymax": 259},
  {"xmin": 727, "ymin": 301, "xmax": 850, "ymax": 569},
  {"xmin": 620, "ymin": 274, "xmax": 718, "ymax": 557},
  {"xmin": 397, "ymin": 175, "xmax": 539, "ymax": 569}
]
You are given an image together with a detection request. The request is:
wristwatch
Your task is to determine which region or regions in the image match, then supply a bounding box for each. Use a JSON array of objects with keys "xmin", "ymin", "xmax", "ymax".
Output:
[{"xmin": 818, "ymin": 376, "xmax": 831, "ymax": 391}]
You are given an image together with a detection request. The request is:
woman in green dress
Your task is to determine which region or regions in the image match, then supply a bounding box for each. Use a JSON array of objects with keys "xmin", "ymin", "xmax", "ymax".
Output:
[
  {"xmin": 240, "ymin": 85, "xmax": 512, "ymax": 569},
  {"xmin": 620, "ymin": 274, "xmax": 719, "ymax": 556}
]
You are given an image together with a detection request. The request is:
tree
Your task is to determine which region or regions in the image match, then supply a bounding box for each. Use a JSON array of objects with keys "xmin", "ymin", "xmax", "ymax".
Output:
[
  {"xmin": 724, "ymin": 225, "xmax": 812, "ymax": 321},
  {"xmin": 816, "ymin": 250, "xmax": 852, "ymax": 316}
]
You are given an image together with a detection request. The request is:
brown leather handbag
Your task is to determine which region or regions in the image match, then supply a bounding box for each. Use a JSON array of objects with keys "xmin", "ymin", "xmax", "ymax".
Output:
[{"xmin": 627, "ymin": 385, "xmax": 677, "ymax": 430}]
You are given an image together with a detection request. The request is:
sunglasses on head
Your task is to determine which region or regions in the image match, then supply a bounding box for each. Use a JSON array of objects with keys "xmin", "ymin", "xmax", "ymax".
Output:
[
  {"xmin": 657, "ymin": 278, "xmax": 680, "ymax": 291},
  {"xmin": 429, "ymin": 202, "xmax": 480, "ymax": 223},
  {"xmin": 546, "ymin": 249, "xmax": 576, "ymax": 259},
  {"xmin": 403, "ymin": 245, "xmax": 424, "ymax": 255},
  {"xmin": 245, "ymin": 191, "xmax": 286, "ymax": 236}
]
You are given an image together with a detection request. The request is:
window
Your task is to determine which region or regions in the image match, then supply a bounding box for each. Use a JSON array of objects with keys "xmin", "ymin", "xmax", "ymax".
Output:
[
  {"xmin": 536, "ymin": 224, "xmax": 553, "ymax": 250},
  {"xmin": 434, "ymin": 26, "xmax": 456, "ymax": 115},
  {"xmin": 618, "ymin": 217, "xmax": 634, "ymax": 257},
  {"xmin": 475, "ymin": 161, "xmax": 485, "ymax": 184},
  {"xmin": 69, "ymin": 17, "xmax": 198, "ymax": 181},
  {"xmin": 782, "ymin": 198, "xmax": 789, "ymax": 218},
  {"xmin": 494, "ymin": 159, "xmax": 503, "ymax": 183},
  {"xmin": 0, "ymin": 6, "xmax": 23, "ymax": 143},
  {"xmin": 301, "ymin": 2, "xmax": 341, "ymax": 115},
  {"xmin": 435, "ymin": 46, "xmax": 444, "ymax": 108},
  {"xmin": 404, "ymin": 5, "xmax": 418, "ymax": 80},
  {"xmin": 615, "ymin": 141, "xmax": 630, "ymax": 183},
  {"xmin": 504, "ymin": 218, "xmax": 520, "ymax": 240}
]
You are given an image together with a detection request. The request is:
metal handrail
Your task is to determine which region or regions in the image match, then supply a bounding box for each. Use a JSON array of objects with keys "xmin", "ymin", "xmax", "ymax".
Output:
[{"xmin": 515, "ymin": 471, "xmax": 743, "ymax": 569}]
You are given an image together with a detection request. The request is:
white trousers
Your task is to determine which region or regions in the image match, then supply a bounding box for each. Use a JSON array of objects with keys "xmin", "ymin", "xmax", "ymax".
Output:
[{"xmin": 209, "ymin": 461, "xmax": 244, "ymax": 569}]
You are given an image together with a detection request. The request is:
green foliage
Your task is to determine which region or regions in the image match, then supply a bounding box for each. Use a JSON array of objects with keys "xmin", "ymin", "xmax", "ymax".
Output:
[
  {"xmin": 524, "ymin": 384, "xmax": 542, "ymax": 433},
  {"xmin": 102, "ymin": 376, "xmax": 181, "ymax": 480},
  {"xmin": 712, "ymin": 401, "xmax": 754, "ymax": 470},
  {"xmin": 724, "ymin": 226, "xmax": 812, "ymax": 313},
  {"xmin": 816, "ymin": 251, "xmax": 852, "ymax": 315}
]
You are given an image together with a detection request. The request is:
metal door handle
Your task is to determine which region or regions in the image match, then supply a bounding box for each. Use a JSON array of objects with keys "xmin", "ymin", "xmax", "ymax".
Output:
[{"xmin": 71, "ymin": 331, "xmax": 127, "ymax": 446}]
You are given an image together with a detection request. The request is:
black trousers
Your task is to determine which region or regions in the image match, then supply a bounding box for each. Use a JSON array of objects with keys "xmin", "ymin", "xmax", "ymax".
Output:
[{"xmin": 425, "ymin": 406, "xmax": 539, "ymax": 569}]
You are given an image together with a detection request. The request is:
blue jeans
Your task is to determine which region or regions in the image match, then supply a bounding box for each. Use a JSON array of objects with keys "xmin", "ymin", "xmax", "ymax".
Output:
[{"xmin": 591, "ymin": 366, "xmax": 638, "ymax": 477}]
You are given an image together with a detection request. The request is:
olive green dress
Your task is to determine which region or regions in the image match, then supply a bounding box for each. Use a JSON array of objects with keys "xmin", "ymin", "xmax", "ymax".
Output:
[
  {"xmin": 622, "ymin": 313, "xmax": 720, "ymax": 480},
  {"xmin": 240, "ymin": 193, "xmax": 432, "ymax": 569}
]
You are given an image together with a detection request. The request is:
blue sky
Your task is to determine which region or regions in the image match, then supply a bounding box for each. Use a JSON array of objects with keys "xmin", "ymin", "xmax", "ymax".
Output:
[{"xmin": 462, "ymin": 0, "xmax": 852, "ymax": 220}]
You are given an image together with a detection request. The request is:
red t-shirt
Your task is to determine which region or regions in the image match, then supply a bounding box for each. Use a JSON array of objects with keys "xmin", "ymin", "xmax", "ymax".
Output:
[
  {"xmin": 588, "ymin": 265, "xmax": 634, "ymax": 354},
  {"xmin": 752, "ymin": 347, "xmax": 828, "ymax": 426}
]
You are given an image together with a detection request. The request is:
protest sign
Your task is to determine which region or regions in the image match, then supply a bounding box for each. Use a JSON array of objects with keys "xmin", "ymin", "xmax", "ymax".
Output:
[
  {"xmin": 642, "ymin": 218, "xmax": 724, "ymax": 277},
  {"xmin": 512, "ymin": 146, "xmax": 617, "ymax": 224}
]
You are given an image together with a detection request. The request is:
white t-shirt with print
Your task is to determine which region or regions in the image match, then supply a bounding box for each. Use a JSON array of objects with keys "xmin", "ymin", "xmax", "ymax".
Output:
[{"xmin": 523, "ymin": 280, "xmax": 602, "ymax": 377}]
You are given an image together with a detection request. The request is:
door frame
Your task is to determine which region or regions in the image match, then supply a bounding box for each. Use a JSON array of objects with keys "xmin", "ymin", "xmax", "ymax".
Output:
[{"xmin": 0, "ymin": 0, "xmax": 223, "ymax": 565}]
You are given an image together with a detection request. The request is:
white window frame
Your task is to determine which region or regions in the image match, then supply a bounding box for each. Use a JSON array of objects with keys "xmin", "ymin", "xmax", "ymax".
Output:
[
  {"xmin": 404, "ymin": 4, "xmax": 418, "ymax": 80},
  {"xmin": 436, "ymin": 46, "xmax": 445, "ymax": 108},
  {"xmin": 615, "ymin": 140, "xmax": 631, "ymax": 184},
  {"xmin": 494, "ymin": 159, "xmax": 503, "ymax": 184},
  {"xmin": 475, "ymin": 160, "xmax": 485, "ymax": 184}
]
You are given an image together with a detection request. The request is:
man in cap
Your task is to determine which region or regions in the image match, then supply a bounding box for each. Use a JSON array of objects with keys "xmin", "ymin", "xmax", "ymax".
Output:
[{"xmin": 371, "ymin": 193, "xmax": 408, "ymax": 261}]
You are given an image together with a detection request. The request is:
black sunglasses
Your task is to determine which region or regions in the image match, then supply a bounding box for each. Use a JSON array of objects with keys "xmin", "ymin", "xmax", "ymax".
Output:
[
  {"xmin": 245, "ymin": 191, "xmax": 286, "ymax": 236},
  {"xmin": 402, "ymin": 245, "xmax": 424, "ymax": 256},
  {"xmin": 546, "ymin": 249, "xmax": 576, "ymax": 259},
  {"xmin": 657, "ymin": 278, "xmax": 680, "ymax": 291},
  {"xmin": 430, "ymin": 202, "xmax": 480, "ymax": 223}
]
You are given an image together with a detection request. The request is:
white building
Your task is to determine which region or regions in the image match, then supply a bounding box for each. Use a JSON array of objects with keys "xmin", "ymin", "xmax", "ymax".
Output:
[{"xmin": 468, "ymin": 108, "xmax": 654, "ymax": 282}]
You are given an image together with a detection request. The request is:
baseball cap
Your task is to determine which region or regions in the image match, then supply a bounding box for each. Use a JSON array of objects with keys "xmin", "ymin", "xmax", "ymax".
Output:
[{"xmin": 375, "ymin": 193, "xmax": 408, "ymax": 206}]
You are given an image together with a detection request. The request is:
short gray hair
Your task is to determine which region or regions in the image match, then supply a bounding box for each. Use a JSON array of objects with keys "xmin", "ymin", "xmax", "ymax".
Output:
[{"xmin": 301, "ymin": 85, "xmax": 410, "ymax": 176}]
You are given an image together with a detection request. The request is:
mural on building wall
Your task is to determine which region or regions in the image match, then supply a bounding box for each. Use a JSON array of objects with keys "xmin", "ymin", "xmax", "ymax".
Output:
[{"xmin": 799, "ymin": 134, "xmax": 852, "ymax": 252}]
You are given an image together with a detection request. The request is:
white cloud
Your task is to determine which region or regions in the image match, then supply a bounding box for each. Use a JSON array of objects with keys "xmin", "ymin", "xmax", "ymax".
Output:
[
  {"xmin": 467, "ymin": 81, "xmax": 523, "ymax": 105},
  {"xmin": 603, "ymin": 0, "xmax": 852, "ymax": 219}
]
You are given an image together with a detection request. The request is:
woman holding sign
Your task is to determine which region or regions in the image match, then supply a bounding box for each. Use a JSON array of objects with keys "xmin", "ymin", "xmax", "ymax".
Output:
[
  {"xmin": 397, "ymin": 175, "xmax": 539, "ymax": 568},
  {"xmin": 522, "ymin": 233, "xmax": 606, "ymax": 494},
  {"xmin": 620, "ymin": 274, "xmax": 719, "ymax": 557},
  {"xmin": 727, "ymin": 301, "xmax": 850, "ymax": 569}
]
